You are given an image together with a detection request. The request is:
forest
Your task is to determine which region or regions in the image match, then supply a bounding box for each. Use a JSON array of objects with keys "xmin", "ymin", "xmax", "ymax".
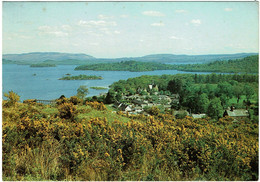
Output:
[
  {"xmin": 2, "ymin": 90, "xmax": 258, "ymax": 181},
  {"xmin": 30, "ymin": 63, "xmax": 57, "ymax": 67},
  {"xmin": 175, "ymin": 55, "xmax": 258, "ymax": 73},
  {"xmin": 75, "ymin": 55, "xmax": 258, "ymax": 73},
  {"xmin": 105, "ymin": 73, "xmax": 258, "ymax": 120},
  {"xmin": 74, "ymin": 60, "xmax": 175, "ymax": 72}
]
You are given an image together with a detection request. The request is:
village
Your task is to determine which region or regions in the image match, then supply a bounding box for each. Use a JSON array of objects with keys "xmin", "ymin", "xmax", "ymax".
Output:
[{"xmin": 112, "ymin": 83, "xmax": 250, "ymax": 120}]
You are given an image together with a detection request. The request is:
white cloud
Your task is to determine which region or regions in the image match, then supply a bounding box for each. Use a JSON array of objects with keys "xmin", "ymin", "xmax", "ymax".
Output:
[
  {"xmin": 38, "ymin": 25, "xmax": 52, "ymax": 31},
  {"xmin": 114, "ymin": 30, "xmax": 120, "ymax": 34},
  {"xmin": 61, "ymin": 25, "xmax": 71, "ymax": 31},
  {"xmin": 85, "ymin": 31, "xmax": 103, "ymax": 37},
  {"xmin": 175, "ymin": 9, "xmax": 188, "ymax": 13},
  {"xmin": 191, "ymin": 19, "xmax": 201, "ymax": 25},
  {"xmin": 169, "ymin": 36, "xmax": 182, "ymax": 40},
  {"xmin": 99, "ymin": 27, "xmax": 113, "ymax": 35},
  {"xmin": 120, "ymin": 14, "xmax": 129, "ymax": 18},
  {"xmin": 90, "ymin": 42, "xmax": 99, "ymax": 46},
  {"xmin": 5, "ymin": 33, "xmax": 33, "ymax": 40},
  {"xmin": 151, "ymin": 22, "xmax": 165, "ymax": 27},
  {"xmin": 50, "ymin": 31, "xmax": 69, "ymax": 37},
  {"xmin": 72, "ymin": 43, "xmax": 79, "ymax": 47},
  {"xmin": 78, "ymin": 20, "xmax": 117, "ymax": 27},
  {"xmin": 19, "ymin": 35, "xmax": 33, "ymax": 39},
  {"xmin": 142, "ymin": 11, "xmax": 165, "ymax": 17},
  {"xmin": 98, "ymin": 14, "xmax": 114, "ymax": 20},
  {"xmin": 224, "ymin": 8, "xmax": 233, "ymax": 12},
  {"xmin": 38, "ymin": 25, "xmax": 69, "ymax": 37}
]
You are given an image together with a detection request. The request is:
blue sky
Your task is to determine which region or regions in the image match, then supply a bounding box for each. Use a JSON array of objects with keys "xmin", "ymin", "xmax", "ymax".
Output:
[{"xmin": 2, "ymin": 2, "xmax": 259, "ymax": 58}]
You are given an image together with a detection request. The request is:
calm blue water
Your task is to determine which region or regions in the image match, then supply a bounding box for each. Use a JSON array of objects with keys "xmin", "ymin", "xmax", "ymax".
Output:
[{"xmin": 3, "ymin": 64, "xmax": 212, "ymax": 101}]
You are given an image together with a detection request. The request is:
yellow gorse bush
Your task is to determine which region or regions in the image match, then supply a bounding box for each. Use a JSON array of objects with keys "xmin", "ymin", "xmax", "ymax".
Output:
[
  {"xmin": 2, "ymin": 99, "xmax": 258, "ymax": 181},
  {"xmin": 86, "ymin": 101, "xmax": 107, "ymax": 111}
]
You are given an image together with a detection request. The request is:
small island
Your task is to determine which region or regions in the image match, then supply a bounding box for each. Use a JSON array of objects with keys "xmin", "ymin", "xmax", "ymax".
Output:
[
  {"xmin": 30, "ymin": 63, "xmax": 56, "ymax": 67},
  {"xmin": 59, "ymin": 74, "xmax": 103, "ymax": 80},
  {"xmin": 90, "ymin": 86, "xmax": 108, "ymax": 90}
]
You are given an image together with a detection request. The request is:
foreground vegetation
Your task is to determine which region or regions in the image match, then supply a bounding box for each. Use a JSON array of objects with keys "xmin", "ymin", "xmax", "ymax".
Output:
[
  {"xmin": 59, "ymin": 74, "xmax": 103, "ymax": 80},
  {"xmin": 2, "ymin": 91, "xmax": 258, "ymax": 181}
]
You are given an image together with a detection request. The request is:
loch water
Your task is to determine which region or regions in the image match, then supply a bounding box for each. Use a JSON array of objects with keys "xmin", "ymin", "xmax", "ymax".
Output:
[{"xmin": 3, "ymin": 64, "xmax": 213, "ymax": 101}]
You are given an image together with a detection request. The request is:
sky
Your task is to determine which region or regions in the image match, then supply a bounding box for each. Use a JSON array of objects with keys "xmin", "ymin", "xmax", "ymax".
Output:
[{"xmin": 2, "ymin": 1, "xmax": 259, "ymax": 58}]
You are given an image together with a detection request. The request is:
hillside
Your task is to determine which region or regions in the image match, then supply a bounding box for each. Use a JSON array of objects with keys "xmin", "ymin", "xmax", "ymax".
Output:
[
  {"xmin": 2, "ymin": 93, "xmax": 258, "ymax": 181},
  {"xmin": 136, "ymin": 53, "xmax": 258, "ymax": 63},
  {"xmin": 3, "ymin": 52, "xmax": 96, "ymax": 63},
  {"xmin": 75, "ymin": 56, "xmax": 258, "ymax": 73},
  {"xmin": 75, "ymin": 60, "xmax": 175, "ymax": 72},
  {"xmin": 3, "ymin": 52, "xmax": 258, "ymax": 65},
  {"xmin": 176, "ymin": 55, "xmax": 259, "ymax": 73}
]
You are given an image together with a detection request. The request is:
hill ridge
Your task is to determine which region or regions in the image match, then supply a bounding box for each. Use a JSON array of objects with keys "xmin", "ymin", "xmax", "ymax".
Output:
[{"xmin": 3, "ymin": 52, "xmax": 258, "ymax": 64}]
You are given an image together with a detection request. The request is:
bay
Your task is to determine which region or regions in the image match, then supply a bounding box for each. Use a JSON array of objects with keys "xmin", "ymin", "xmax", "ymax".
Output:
[{"xmin": 3, "ymin": 64, "xmax": 213, "ymax": 101}]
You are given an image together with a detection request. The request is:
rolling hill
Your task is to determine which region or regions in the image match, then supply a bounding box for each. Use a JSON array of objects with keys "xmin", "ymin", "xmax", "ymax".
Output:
[
  {"xmin": 2, "ymin": 52, "xmax": 258, "ymax": 65},
  {"xmin": 3, "ymin": 52, "xmax": 96, "ymax": 62}
]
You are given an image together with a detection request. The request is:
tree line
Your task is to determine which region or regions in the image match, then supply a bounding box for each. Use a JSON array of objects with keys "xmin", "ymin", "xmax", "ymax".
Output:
[
  {"xmin": 175, "ymin": 55, "xmax": 258, "ymax": 73},
  {"xmin": 104, "ymin": 73, "xmax": 258, "ymax": 120},
  {"xmin": 74, "ymin": 55, "xmax": 258, "ymax": 73}
]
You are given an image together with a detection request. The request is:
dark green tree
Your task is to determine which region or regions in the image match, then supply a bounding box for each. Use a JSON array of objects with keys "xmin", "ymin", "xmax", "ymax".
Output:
[
  {"xmin": 233, "ymin": 84, "xmax": 244, "ymax": 103},
  {"xmin": 167, "ymin": 78, "xmax": 183, "ymax": 94},
  {"xmin": 243, "ymin": 84, "xmax": 254, "ymax": 102},
  {"xmin": 216, "ymin": 82, "xmax": 233, "ymax": 98},
  {"xmin": 207, "ymin": 97, "xmax": 223, "ymax": 119},
  {"xmin": 197, "ymin": 93, "xmax": 210, "ymax": 113},
  {"xmin": 105, "ymin": 90, "xmax": 116, "ymax": 104}
]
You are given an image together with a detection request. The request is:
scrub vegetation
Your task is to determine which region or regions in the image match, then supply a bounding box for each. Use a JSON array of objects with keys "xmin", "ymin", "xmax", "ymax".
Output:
[{"xmin": 2, "ymin": 89, "xmax": 258, "ymax": 181}]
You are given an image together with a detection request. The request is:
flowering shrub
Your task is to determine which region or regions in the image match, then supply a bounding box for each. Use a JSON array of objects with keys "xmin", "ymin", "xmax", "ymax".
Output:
[
  {"xmin": 69, "ymin": 96, "xmax": 83, "ymax": 105},
  {"xmin": 23, "ymin": 99, "xmax": 37, "ymax": 104},
  {"xmin": 3, "ymin": 91, "xmax": 20, "ymax": 107},
  {"xmin": 58, "ymin": 102, "xmax": 77, "ymax": 120},
  {"xmin": 2, "ymin": 99, "xmax": 258, "ymax": 181},
  {"xmin": 85, "ymin": 101, "xmax": 107, "ymax": 111}
]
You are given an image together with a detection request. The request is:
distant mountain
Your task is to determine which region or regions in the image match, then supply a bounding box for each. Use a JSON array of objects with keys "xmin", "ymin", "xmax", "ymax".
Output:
[
  {"xmin": 91, "ymin": 53, "xmax": 258, "ymax": 64},
  {"xmin": 135, "ymin": 53, "xmax": 259, "ymax": 63},
  {"xmin": 2, "ymin": 52, "xmax": 258, "ymax": 64},
  {"xmin": 3, "ymin": 52, "xmax": 96, "ymax": 62}
]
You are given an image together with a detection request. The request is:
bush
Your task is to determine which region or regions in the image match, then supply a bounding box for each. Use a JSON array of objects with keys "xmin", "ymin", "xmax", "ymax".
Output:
[
  {"xmin": 56, "ymin": 97, "xmax": 69, "ymax": 105},
  {"xmin": 23, "ymin": 99, "xmax": 37, "ymax": 104},
  {"xmin": 85, "ymin": 101, "xmax": 107, "ymax": 111},
  {"xmin": 145, "ymin": 106, "xmax": 160, "ymax": 116},
  {"xmin": 3, "ymin": 91, "xmax": 20, "ymax": 107},
  {"xmin": 2, "ymin": 99, "xmax": 258, "ymax": 181},
  {"xmin": 69, "ymin": 96, "xmax": 83, "ymax": 105},
  {"xmin": 58, "ymin": 103, "xmax": 77, "ymax": 120}
]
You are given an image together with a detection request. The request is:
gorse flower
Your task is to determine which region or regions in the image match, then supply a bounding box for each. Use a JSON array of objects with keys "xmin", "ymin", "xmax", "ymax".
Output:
[{"xmin": 2, "ymin": 98, "xmax": 258, "ymax": 181}]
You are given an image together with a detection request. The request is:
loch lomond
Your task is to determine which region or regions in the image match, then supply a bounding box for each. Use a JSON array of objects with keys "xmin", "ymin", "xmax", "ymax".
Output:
[{"xmin": 3, "ymin": 64, "xmax": 213, "ymax": 101}]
